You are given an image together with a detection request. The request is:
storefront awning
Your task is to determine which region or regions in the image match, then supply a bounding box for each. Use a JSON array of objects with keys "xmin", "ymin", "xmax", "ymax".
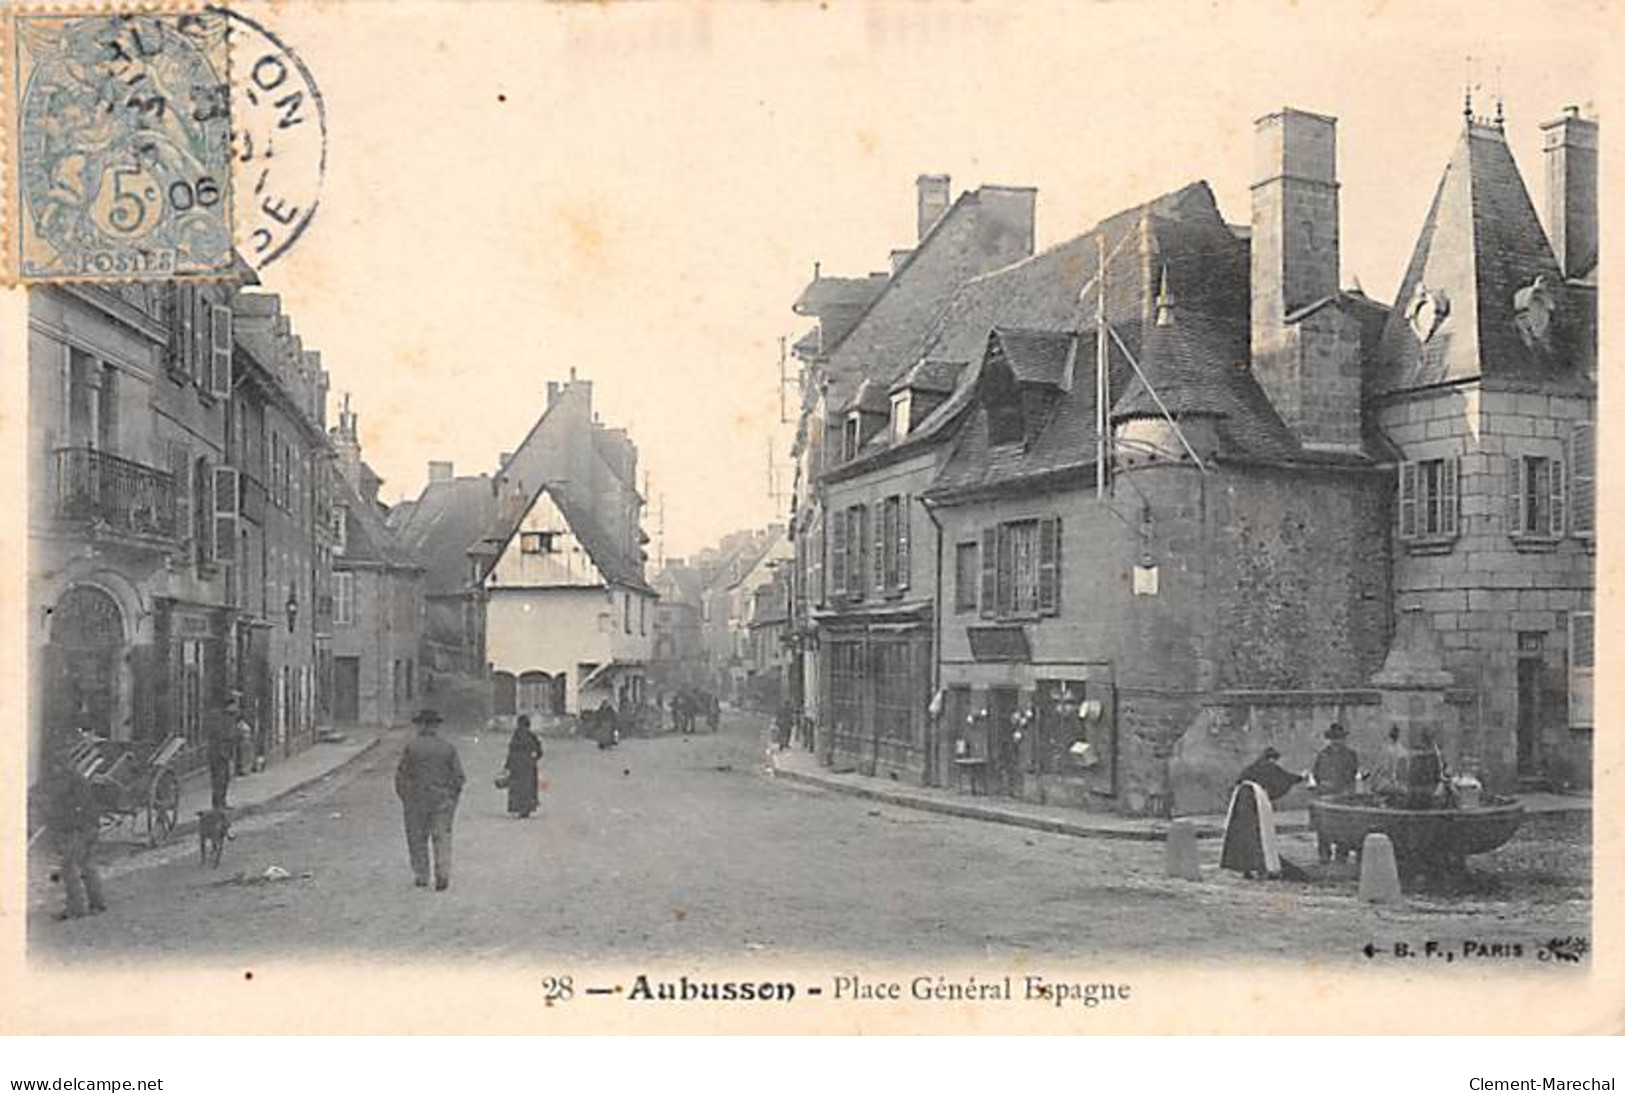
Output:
[{"xmin": 581, "ymin": 660, "xmax": 642, "ymax": 690}]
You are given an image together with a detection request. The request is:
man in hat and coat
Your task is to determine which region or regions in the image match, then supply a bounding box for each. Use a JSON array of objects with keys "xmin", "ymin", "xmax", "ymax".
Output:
[
  {"xmin": 207, "ymin": 702, "xmax": 238, "ymax": 810},
  {"xmin": 39, "ymin": 732, "xmax": 108, "ymax": 920},
  {"xmin": 1310, "ymin": 723, "xmax": 1361, "ymax": 862},
  {"xmin": 1220, "ymin": 747, "xmax": 1306, "ymax": 881},
  {"xmin": 395, "ymin": 709, "xmax": 465, "ymax": 891}
]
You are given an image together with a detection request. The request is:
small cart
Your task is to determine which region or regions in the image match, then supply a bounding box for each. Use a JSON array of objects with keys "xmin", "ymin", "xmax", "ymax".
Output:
[{"xmin": 65, "ymin": 731, "xmax": 186, "ymax": 847}]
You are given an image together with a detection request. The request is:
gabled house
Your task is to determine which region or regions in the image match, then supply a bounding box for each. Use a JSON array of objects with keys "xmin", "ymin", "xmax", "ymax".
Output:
[
  {"xmin": 328, "ymin": 399, "xmax": 426, "ymax": 728},
  {"xmin": 482, "ymin": 483, "xmax": 656, "ymax": 726},
  {"xmin": 787, "ymin": 174, "xmax": 1037, "ymax": 755}
]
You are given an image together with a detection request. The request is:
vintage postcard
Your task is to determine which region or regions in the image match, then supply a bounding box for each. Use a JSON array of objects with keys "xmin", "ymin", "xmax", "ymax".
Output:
[{"xmin": 0, "ymin": 0, "xmax": 1620, "ymax": 1035}]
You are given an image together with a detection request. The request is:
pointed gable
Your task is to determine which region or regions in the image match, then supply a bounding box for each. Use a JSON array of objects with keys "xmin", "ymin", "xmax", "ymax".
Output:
[
  {"xmin": 1375, "ymin": 120, "xmax": 1568, "ymax": 394},
  {"xmin": 484, "ymin": 484, "xmax": 653, "ymax": 593}
]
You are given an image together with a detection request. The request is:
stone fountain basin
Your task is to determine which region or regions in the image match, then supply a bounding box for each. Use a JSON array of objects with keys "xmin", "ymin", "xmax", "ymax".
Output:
[{"xmin": 1310, "ymin": 794, "xmax": 1525, "ymax": 872}]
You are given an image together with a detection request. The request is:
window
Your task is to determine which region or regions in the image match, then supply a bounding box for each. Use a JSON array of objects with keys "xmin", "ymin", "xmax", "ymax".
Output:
[
  {"xmin": 891, "ymin": 391, "xmax": 912, "ymax": 442},
  {"xmin": 334, "ymin": 571, "xmax": 355, "ymax": 625},
  {"xmin": 208, "ymin": 304, "xmax": 233, "ymax": 398},
  {"xmin": 954, "ymin": 541, "xmax": 979, "ymax": 613},
  {"xmin": 1509, "ymin": 454, "xmax": 1565, "ymax": 538},
  {"xmin": 332, "ymin": 503, "xmax": 348, "ymax": 555},
  {"xmin": 624, "ymin": 591, "xmax": 632, "ymax": 634},
  {"xmin": 520, "ymin": 531, "xmax": 557, "ymax": 554},
  {"xmin": 1570, "ymin": 422, "xmax": 1595, "ymax": 538},
  {"xmin": 193, "ymin": 456, "xmax": 214, "ymax": 568},
  {"xmin": 1398, "ymin": 457, "xmax": 1459, "ymax": 540},
  {"xmin": 1570, "ymin": 611, "xmax": 1594, "ymax": 728},
  {"xmin": 980, "ymin": 516, "xmax": 1062, "ymax": 619},
  {"xmin": 843, "ymin": 415, "xmax": 859, "ymax": 461},
  {"xmin": 639, "ymin": 596, "xmax": 647, "ymax": 636}
]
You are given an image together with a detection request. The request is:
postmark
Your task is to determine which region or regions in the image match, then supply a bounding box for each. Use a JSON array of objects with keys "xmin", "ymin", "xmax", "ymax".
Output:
[
  {"xmin": 223, "ymin": 6, "xmax": 325, "ymax": 271},
  {"xmin": 11, "ymin": 9, "xmax": 234, "ymax": 280}
]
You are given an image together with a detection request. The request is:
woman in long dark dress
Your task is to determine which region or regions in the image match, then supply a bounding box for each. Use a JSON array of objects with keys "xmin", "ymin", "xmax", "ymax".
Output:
[
  {"xmin": 505, "ymin": 715, "xmax": 544, "ymax": 818},
  {"xmin": 1220, "ymin": 747, "xmax": 1307, "ymax": 880}
]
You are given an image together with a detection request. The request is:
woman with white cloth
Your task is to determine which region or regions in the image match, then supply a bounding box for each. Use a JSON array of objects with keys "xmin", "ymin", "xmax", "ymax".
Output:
[{"xmin": 1220, "ymin": 747, "xmax": 1308, "ymax": 880}]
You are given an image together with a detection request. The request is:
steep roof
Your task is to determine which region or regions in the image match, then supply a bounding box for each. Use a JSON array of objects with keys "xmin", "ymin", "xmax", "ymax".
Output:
[
  {"xmin": 823, "ymin": 185, "xmax": 1036, "ymax": 409},
  {"xmin": 483, "ymin": 482, "xmax": 653, "ymax": 594},
  {"xmin": 1373, "ymin": 120, "xmax": 1572, "ymax": 394},
  {"xmin": 394, "ymin": 476, "xmax": 500, "ymax": 596},
  {"xmin": 793, "ymin": 273, "xmax": 889, "ymax": 316},
  {"xmin": 335, "ymin": 476, "xmax": 422, "ymax": 572},
  {"xmin": 890, "ymin": 357, "xmax": 961, "ymax": 395}
]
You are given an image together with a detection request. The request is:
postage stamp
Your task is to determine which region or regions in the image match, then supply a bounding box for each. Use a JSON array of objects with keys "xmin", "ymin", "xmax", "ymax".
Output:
[{"xmin": 9, "ymin": 9, "xmax": 233, "ymax": 280}]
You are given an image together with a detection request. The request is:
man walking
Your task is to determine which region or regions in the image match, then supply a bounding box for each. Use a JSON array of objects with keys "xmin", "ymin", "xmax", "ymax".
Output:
[
  {"xmin": 208, "ymin": 702, "xmax": 238, "ymax": 809},
  {"xmin": 41, "ymin": 734, "xmax": 107, "ymax": 920},
  {"xmin": 394, "ymin": 709, "xmax": 465, "ymax": 891}
]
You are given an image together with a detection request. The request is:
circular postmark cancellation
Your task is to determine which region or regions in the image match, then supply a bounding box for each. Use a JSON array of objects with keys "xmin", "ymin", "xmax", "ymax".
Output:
[
  {"xmin": 14, "ymin": 11, "xmax": 234, "ymax": 280},
  {"xmin": 223, "ymin": 7, "xmax": 326, "ymax": 272}
]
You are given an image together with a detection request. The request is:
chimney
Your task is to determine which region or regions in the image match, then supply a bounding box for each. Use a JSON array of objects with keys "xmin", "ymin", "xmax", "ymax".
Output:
[
  {"xmin": 916, "ymin": 174, "xmax": 951, "ymax": 241},
  {"xmin": 546, "ymin": 381, "xmax": 559, "ymax": 408},
  {"xmin": 428, "ymin": 460, "xmax": 454, "ymax": 484},
  {"xmin": 1250, "ymin": 108, "xmax": 1362, "ymax": 452},
  {"xmin": 1541, "ymin": 105, "xmax": 1598, "ymax": 278}
]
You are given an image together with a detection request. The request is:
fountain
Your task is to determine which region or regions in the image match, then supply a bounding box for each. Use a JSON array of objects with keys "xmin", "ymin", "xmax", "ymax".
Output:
[{"xmin": 1309, "ymin": 607, "xmax": 1525, "ymax": 881}]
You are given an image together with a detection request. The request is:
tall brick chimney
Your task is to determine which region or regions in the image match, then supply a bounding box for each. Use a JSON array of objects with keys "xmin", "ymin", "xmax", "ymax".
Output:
[
  {"xmin": 428, "ymin": 460, "xmax": 454, "ymax": 483},
  {"xmin": 917, "ymin": 174, "xmax": 951, "ymax": 240},
  {"xmin": 1250, "ymin": 108, "xmax": 1362, "ymax": 451},
  {"xmin": 1540, "ymin": 106, "xmax": 1598, "ymax": 278}
]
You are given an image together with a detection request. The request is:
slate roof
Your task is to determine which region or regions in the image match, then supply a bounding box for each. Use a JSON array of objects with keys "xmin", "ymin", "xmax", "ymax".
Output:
[
  {"xmin": 1373, "ymin": 120, "xmax": 1573, "ymax": 394},
  {"xmin": 482, "ymin": 482, "xmax": 653, "ymax": 595},
  {"xmin": 335, "ymin": 475, "xmax": 422, "ymax": 572},
  {"xmin": 792, "ymin": 273, "xmax": 889, "ymax": 316},
  {"xmin": 394, "ymin": 476, "xmax": 501, "ymax": 596},
  {"xmin": 889, "ymin": 357, "xmax": 961, "ymax": 395}
]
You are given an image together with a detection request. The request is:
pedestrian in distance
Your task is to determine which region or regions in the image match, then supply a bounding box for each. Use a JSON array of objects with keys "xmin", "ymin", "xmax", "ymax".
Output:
[
  {"xmin": 504, "ymin": 714, "xmax": 544, "ymax": 819},
  {"xmin": 705, "ymin": 692, "xmax": 720, "ymax": 734},
  {"xmin": 1220, "ymin": 746, "xmax": 1307, "ymax": 881},
  {"xmin": 594, "ymin": 699, "xmax": 620, "ymax": 750},
  {"xmin": 40, "ymin": 733, "xmax": 107, "ymax": 921},
  {"xmin": 233, "ymin": 700, "xmax": 256, "ymax": 777},
  {"xmin": 774, "ymin": 702, "xmax": 794, "ymax": 752},
  {"xmin": 1310, "ymin": 723, "xmax": 1360, "ymax": 863},
  {"xmin": 395, "ymin": 709, "xmax": 465, "ymax": 891},
  {"xmin": 207, "ymin": 702, "xmax": 237, "ymax": 809}
]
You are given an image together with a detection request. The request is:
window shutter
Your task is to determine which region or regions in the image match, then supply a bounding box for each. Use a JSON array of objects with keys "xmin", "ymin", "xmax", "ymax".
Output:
[
  {"xmin": 213, "ymin": 466, "xmax": 239, "ymax": 566},
  {"xmin": 873, "ymin": 501, "xmax": 887, "ymax": 594},
  {"xmin": 979, "ymin": 527, "xmax": 997, "ymax": 619},
  {"xmin": 197, "ymin": 457, "xmax": 214, "ymax": 565},
  {"xmin": 1571, "ymin": 422, "xmax": 1596, "ymax": 537},
  {"xmin": 168, "ymin": 442, "xmax": 191, "ymax": 549},
  {"xmin": 829, "ymin": 506, "xmax": 847, "ymax": 598},
  {"xmin": 209, "ymin": 304, "xmax": 233, "ymax": 397},
  {"xmin": 1570, "ymin": 610, "xmax": 1594, "ymax": 728},
  {"xmin": 1038, "ymin": 515, "xmax": 1061, "ymax": 615},
  {"xmin": 1550, "ymin": 457, "xmax": 1566, "ymax": 537},
  {"xmin": 1441, "ymin": 458, "xmax": 1459, "ymax": 538},
  {"xmin": 898, "ymin": 495, "xmax": 911, "ymax": 590},
  {"xmin": 852, "ymin": 506, "xmax": 868, "ymax": 602},
  {"xmin": 174, "ymin": 286, "xmax": 195, "ymax": 376},
  {"xmin": 1506, "ymin": 455, "xmax": 1524, "ymax": 537},
  {"xmin": 1398, "ymin": 462, "xmax": 1417, "ymax": 539}
]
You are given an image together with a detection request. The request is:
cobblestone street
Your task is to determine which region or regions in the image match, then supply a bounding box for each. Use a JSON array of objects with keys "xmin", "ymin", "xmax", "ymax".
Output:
[{"xmin": 29, "ymin": 710, "xmax": 1590, "ymax": 966}]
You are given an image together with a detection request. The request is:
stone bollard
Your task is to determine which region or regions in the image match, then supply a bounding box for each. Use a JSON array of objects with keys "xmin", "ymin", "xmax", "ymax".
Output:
[
  {"xmin": 1164, "ymin": 819, "xmax": 1202, "ymax": 881},
  {"xmin": 1358, "ymin": 833, "xmax": 1403, "ymax": 903}
]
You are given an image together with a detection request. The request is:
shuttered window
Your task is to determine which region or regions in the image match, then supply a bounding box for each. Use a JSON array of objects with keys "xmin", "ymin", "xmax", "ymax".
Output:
[
  {"xmin": 1397, "ymin": 458, "xmax": 1459, "ymax": 540},
  {"xmin": 213, "ymin": 466, "xmax": 239, "ymax": 566},
  {"xmin": 874, "ymin": 498, "xmax": 889, "ymax": 594},
  {"xmin": 209, "ymin": 304, "xmax": 233, "ymax": 397},
  {"xmin": 829, "ymin": 505, "xmax": 847, "ymax": 598},
  {"xmin": 976, "ymin": 517, "xmax": 1062, "ymax": 620},
  {"xmin": 1570, "ymin": 610, "xmax": 1594, "ymax": 728},
  {"xmin": 1037, "ymin": 515, "xmax": 1062, "ymax": 615},
  {"xmin": 1571, "ymin": 422, "xmax": 1596, "ymax": 538},
  {"xmin": 850, "ymin": 505, "xmax": 868, "ymax": 602},
  {"xmin": 979, "ymin": 527, "xmax": 997, "ymax": 619},
  {"xmin": 1509, "ymin": 454, "xmax": 1565, "ymax": 538},
  {"xmin": 897, "ymin": 494, "xmax": 911, "ymax": 590}
]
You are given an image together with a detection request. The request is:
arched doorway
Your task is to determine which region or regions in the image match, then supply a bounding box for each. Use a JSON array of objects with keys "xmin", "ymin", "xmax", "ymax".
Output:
[
  {"xmin": 517, "ymin": 671, "xmax": 554, "ymax": 719},
  {"xmin": 491, "ymin": 671, "xmax": 517, "ymax": 717},
  {"xmin": 44, "ymin": 585, "xmax": 126, "ymax": 740}
]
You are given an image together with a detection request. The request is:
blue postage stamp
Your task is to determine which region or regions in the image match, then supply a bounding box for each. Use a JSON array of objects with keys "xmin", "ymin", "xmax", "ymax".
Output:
[{"xmin": 11, "ymin": 10, "xmax": 232, "ymax": 280}]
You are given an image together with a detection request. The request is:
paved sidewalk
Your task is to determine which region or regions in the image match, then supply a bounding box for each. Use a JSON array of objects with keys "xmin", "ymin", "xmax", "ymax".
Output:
[{"xmin": 767, "ymin": 747, "xmax": 1590, "ymax": 842}]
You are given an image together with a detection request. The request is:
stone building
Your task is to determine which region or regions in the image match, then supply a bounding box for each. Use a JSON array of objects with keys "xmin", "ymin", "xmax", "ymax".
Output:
[
  {"xmin": 787, "ymin": 99, "xmax": 1597, "ymax": 815},
  {"xmin": 786, "ymin": 175, "xmax": 1037, "ymax": 761},
  {"xmin": 328, "ymin": 399, "xmax": 426, "ymax": 728},
  {"xmin": 28, "ymin": 273, "xmax": 335, "ymax": 783}
]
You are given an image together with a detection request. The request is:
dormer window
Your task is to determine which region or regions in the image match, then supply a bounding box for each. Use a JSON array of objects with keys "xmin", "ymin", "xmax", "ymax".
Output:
[
  {"xmin": 891, "ymin": 391, "xmax": 912, "ymax": 441},
  {"xmin": 843, "ymin": 414, "xmax": 860, "ymax": 460}
]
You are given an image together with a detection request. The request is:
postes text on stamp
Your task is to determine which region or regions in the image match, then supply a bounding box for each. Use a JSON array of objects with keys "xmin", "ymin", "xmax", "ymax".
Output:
[{"xmin": 11, "ymin": 10, "xmax": 233, "ymax": 281}]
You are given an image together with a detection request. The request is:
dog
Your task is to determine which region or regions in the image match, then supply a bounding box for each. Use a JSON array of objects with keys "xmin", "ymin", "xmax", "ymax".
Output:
[{"xmin": 197, "ymin": 808, "xmax": 233, "ymax": 868}]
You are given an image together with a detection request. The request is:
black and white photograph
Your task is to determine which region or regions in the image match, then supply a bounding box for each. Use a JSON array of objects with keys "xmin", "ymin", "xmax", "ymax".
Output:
[{"xmin": 1, "ymin": 0, "xmax": 1619, "ymax": 1039}]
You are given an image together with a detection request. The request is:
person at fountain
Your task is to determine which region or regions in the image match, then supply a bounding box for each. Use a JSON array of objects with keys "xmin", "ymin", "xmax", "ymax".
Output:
[
  {"xmin": 1371, "ymin": 724, "xmax": 1406, "ymax": 791},
  {"xmin": 1311, "ymin": 724, "xmax": 1361, "ymax": 862},
  {"xmin": 1221, "ymin": 747, "xmax": 1307, "ymax": 881}
]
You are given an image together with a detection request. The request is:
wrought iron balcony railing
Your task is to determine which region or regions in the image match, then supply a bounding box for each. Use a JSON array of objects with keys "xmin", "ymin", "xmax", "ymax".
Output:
[{"xmin": 52, "ymin": 447, "xmax": 178, "ymax": 540}]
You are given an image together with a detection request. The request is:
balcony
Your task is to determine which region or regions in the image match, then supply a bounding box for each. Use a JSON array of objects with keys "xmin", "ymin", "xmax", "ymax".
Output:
[{"xmin": 52, "ymin": 447, "xmax": 177, "ymax": 541}]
